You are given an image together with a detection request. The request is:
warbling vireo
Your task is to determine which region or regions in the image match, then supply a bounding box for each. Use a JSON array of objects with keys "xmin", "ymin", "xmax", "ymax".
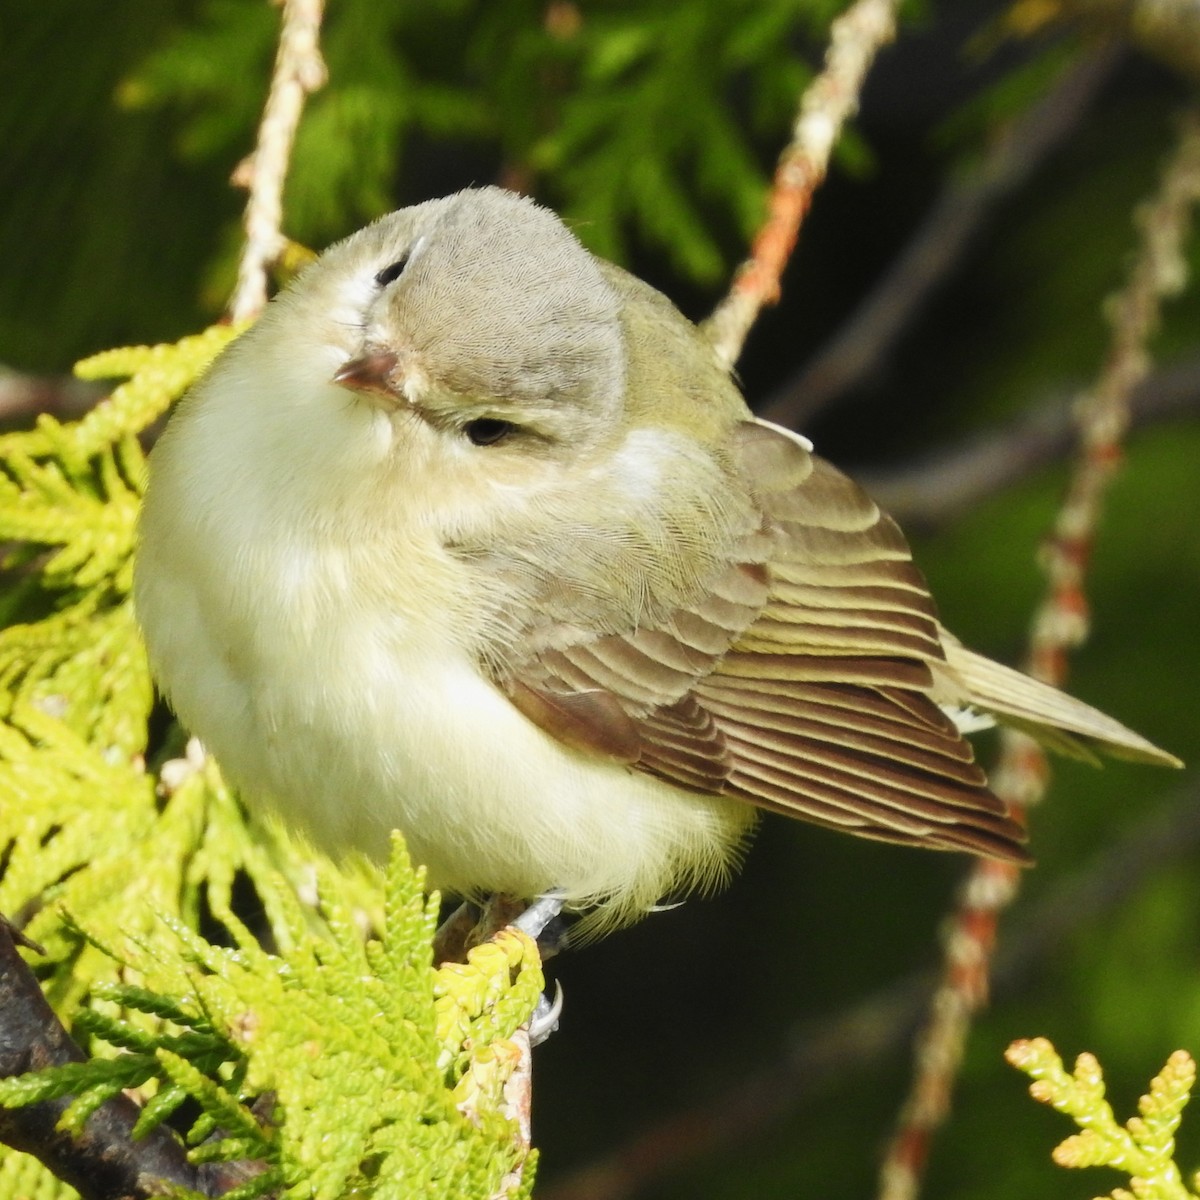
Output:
[{"xmin": 134, "ymin": 187, "xmax": 1178, "ymax": 931}]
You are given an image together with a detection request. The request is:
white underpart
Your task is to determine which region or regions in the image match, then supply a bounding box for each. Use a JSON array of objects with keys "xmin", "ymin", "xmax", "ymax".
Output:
[
  {"xmin": 141, "ymin": 550, "xmax": 753, "ymax": 921},
  {"xmin": 135, "ymin": 356, "xmax": 754, "ymax": 926}
]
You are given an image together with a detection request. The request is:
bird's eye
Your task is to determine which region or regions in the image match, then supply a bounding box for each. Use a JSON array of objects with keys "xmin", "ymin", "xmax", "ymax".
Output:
[
  {"xmin": 374, "ymin": 255, "xmax": 410, "ymax": 287},
  {"xmin": 463, "ymin": 418, "xmax": 517, "ymax": 447}
]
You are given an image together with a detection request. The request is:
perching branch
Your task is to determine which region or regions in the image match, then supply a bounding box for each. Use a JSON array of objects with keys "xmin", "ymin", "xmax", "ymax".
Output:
[
  {"xmin": 705, "ymin": 0, "xmax": 901, "ymax": 370},
  {"xmin": 228, "ymin": 0, "xmax": 328, "ymax": 324},
  {"xmin": 0, "ymin": 917, "xmax": 248, "ymax": 1200},
  {"xmin": 759, "ymin": 43, "xmax": 1120, "ymax": 429},
  {"xmin": 877, "ymin": 106, "xmax": 1200, "ymax": 1200},
  {"xmin": 492, "ymin": 1028, "xmax": 535, "ymax": 1200}
]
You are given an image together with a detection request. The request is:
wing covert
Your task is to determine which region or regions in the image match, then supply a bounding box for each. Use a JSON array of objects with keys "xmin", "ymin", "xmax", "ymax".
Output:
[{"xmin": 497, "ymin": 418, "xmax": 1027, "ymax": 862}]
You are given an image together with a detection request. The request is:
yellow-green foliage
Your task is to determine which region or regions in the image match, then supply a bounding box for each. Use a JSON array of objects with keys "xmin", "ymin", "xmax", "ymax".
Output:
[
  {"xmin": 0, "ymin": 332, "xmax": 541, "ymax": 1198},
  {"xmin": 0, "ymin": 325, "xmax": 238, "ymax": 751},
  {"xmin": 1007, "ymin": 1037, "xmax": 1200, "ymax": 1200},
  {"xmin": 0, "ymin": 838, "xmax": 543, "ymax": 1200}
]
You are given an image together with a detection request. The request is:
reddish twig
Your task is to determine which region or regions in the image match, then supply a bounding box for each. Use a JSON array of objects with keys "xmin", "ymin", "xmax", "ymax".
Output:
[
  {"xmin": 492, "ymin": 1027, "xmax": 535, "ymax": 1200},
  {"xmin": 877, "ymin": 105, "xmax": 1200, "ymax": 1200},
  {"xmin": 705, "ymin": 0, "xmax": 901, "ymax": 370},
  {"xmin": 760, "ymin": 44, "xmax": 1120, "ymax": 429},
  {"xmin": 228, "ymin": 0, "xmax": 328, "ymax": 324},
  {"xmin": 540, "ymin": 775, "xmax": 1200, "ymax": 1200}
]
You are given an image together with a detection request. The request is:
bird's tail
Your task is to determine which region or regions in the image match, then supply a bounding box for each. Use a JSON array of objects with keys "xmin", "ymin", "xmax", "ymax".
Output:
[{"xmin": 940, "ymin": 637, "xmax": 1182, "ymax": 768}]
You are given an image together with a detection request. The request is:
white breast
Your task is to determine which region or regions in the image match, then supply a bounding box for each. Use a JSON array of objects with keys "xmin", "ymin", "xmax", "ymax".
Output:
[{"xmin": 134, "ymin": 365, "xmax": 754, "ymax": 925}]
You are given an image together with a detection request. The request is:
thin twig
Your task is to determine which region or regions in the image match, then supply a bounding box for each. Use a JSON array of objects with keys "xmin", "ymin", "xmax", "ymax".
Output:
[
  {"xmin": 539, "ymin": 775, "xmax": 1200, "ymax": 1200},
  {"xmin": 492, "ymin": 1027, "xmax": 535, "ymax": 1200},
  {"xmin": 0, "ymin": 369, "xmax": 105, "ymax": 426},
  {"xmin": 855, "ymin": 353, "xmax": 1200, "ymax": 530},
  {"xmin": 228, "ymin": 0, "xmax": 328, "ymax": 324},
  {"xmin": 760, "ymin": 43, "xmax": 1120, "ymax": 429},
  {"xmin": 877, "ymin": 106, "xmax": 1200, "ymax": 1200},
  {"xmin": 704, "ymin": 0, "xmax": 901, "ymax": 370}
]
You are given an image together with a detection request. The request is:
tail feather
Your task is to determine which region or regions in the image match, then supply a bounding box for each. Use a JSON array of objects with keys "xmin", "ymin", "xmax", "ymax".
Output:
[{"xmin": 940, "ymin": 638, "xmax": 1182, "ymax": 769}]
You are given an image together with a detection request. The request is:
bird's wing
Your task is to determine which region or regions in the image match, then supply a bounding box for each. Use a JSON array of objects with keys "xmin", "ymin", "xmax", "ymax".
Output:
[{"xmin": 501, "ymin": 417, "xmax": 1029, "ymax": 862}]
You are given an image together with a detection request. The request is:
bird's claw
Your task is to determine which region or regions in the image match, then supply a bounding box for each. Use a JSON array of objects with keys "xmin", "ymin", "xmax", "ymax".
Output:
[{"xmin": 528, "ymin": 980, "xmax": 564, "ymax": 1046}]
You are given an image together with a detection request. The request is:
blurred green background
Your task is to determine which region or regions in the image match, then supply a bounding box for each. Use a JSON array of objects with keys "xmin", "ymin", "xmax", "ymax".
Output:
[{"xmin": 2, "ymin": 1, "xmax": 1198, "ymax": 1197}]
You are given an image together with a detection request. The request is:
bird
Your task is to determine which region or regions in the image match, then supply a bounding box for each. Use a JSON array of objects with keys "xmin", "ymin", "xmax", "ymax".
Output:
[{"xmin": 133, "ymin": 186, "xmax": 1179, "ymax": 934}]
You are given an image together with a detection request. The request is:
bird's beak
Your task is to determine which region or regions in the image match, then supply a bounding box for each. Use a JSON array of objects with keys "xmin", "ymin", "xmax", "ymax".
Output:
[{"xmin": 332, "ymin": 350, "xmax": 402, "ymax": 402}]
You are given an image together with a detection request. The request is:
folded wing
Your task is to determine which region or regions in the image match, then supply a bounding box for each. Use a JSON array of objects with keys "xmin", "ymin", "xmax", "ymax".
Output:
[{"xmin": 499, "ymin": 418, "xmax": 1176, "ymax": 864}]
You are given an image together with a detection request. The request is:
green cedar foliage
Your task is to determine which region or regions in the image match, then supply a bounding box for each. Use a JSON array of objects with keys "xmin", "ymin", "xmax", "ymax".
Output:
[
  {"xmin": 1008, "ymin": 1038, "xmax": 1199, "ymax": 1200},
  {"xmin": 0, "ymin": 333, "xmax": 542, "ymax": 1198},
  {"xmin": 1, "ymin": 0, "xmax": 848, "ymax": 368},
  {"xmin": 130, "ymin": 0, "xmax": 840, "ymax": 275}
]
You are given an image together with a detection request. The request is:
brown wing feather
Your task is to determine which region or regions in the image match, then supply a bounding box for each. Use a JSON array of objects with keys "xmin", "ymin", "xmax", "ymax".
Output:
[
  {"xmin": 636, "ymin": 698, "xmax": 730, "ymax": 792},
  {"xmin": 500, "ymin": 418, "xmax": 1029, "ymax": 862}
]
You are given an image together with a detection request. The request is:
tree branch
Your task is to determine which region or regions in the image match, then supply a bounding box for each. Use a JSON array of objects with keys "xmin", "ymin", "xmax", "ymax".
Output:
[
  {"xmin": 855, "ymin": 353, "xmax": 1200, "ymax": 529},
  {"xmin": 877, "ymin": 105, "xmax": 1200, "ymax": 1200},
  {"xmin": 759, "ymin": 43, "xmax": 1120, "ymax": 429},
  {"xmin": 0, "ymin": 917, "xmax": 252, "ymax": 1199},
  {"xmin": 705, "ymin": 0, "xmax": 902, "ymax": 370},
  {"xmin": 228, "ymin": 0, "xmax": 328, "ymax": 324}
]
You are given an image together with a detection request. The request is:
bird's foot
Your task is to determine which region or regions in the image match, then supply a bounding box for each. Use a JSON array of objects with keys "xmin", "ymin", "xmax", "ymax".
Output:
[
  {"xmin": 432, "ymin": 891, "xmax": 568, "ymax": 963},
  {"xmin": 511, "ymin": 891, "xmax": 566, "ymax": 955},
  {"xmin": 432, "ymin": 892, "xmax": 568, "ymax": 1042},
  {"xmin": 528, "ymin": 980, "xmax": 564, "ymax": 1046}
]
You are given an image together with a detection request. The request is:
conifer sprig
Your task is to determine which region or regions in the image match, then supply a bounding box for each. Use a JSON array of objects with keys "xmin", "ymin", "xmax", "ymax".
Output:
[{"xmin": 1008, "ymin": 1037, "xmax": 1200, "ymax": 1200}]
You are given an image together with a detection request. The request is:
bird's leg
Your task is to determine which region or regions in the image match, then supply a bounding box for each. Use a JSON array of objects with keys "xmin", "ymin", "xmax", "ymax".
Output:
[
  {"xmin": 476, "ymin": 892, "xmax": 568, "ymax": 1045},
  {"xmin": 432, "ymin": 899, "xmax": 479, "ymax": 964},
  {"xmin": 511, "ymin": 892, "xmax": 568, "ymax": 1044},
  {"xmin": 433, "ymin": 894, "xmax": 567, "ymax": 1040},
  {"xmin": 433, "ymin": 892, "xmax": 569, "ymax": 963},
  {"xmin": 511, "ymin": 892, "xmax": 566, "ymax": 955},
  {"xmin": 465, "ymin": 892, "xmax": 568, "ymax": 959},
  {"xmin": 469, "ymin": 893, "xmax": 528, "ymax": 946}
]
